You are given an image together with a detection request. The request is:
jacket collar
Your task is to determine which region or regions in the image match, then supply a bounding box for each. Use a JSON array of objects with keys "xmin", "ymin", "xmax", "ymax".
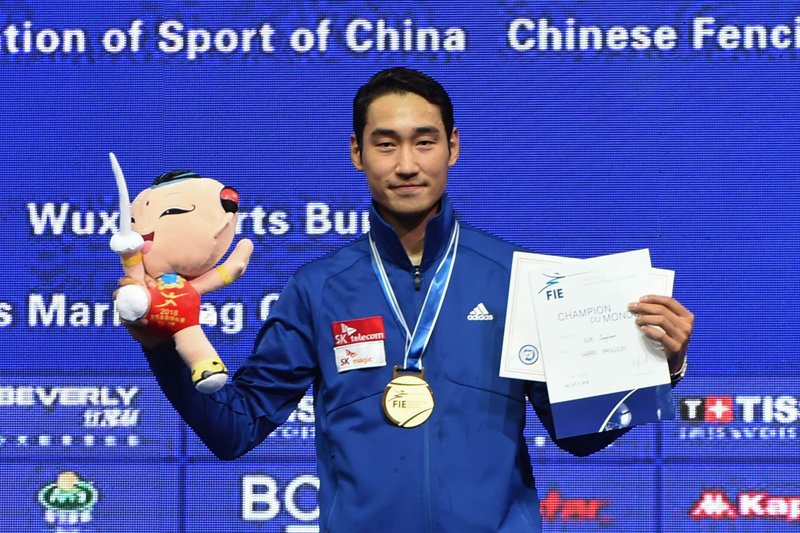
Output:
[{"xmin": 368, "ymin": 194, "xmax": 456, "ymax": 270}]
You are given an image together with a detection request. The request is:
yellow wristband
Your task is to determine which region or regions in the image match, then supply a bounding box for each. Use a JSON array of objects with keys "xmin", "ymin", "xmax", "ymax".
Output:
[
  {"xmin": 217, "ymin": 265, "xmax": 234, "ymax": 286},
  {"xmin": 121, "ymin": 253, "xmax": 143, "ymax": 267}
]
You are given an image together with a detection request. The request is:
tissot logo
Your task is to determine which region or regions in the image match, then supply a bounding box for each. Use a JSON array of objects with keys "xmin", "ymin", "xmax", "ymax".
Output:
[
  {"xmin": 680, "ymin": 395, "xmax": 800, "ymax": 424},
  {"xmin": 681, "ymin": 396, "xmax": 734, "ymax": 423},
  {"xmin": 691, "ymin": 490, "xmax": 800, "ymax": 522}
]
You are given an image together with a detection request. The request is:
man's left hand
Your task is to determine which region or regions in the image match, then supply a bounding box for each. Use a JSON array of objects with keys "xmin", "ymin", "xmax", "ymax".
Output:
[{"xmin": 628, "ymin": 295, "xmax": 694, "ymax": 374}]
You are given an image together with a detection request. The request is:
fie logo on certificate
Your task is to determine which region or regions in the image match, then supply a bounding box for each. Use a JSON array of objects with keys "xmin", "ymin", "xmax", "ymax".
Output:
[{"xmin": 500, "ymin": 249, "xmax": 676, "ymax": 439}]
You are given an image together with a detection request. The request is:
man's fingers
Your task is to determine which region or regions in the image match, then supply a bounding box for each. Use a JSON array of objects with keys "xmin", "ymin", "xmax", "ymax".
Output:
[
  {"xmin": 629, "ymin": 298, "xmax": 694, "ymax": 338},
  {"xmin": 639, "ymin": 324, "xmax": 682, "ymax": 354},
  {"xmin": 635, "ymin": 313, "xmax": 678, "ymax": 338},
  {"xmin": 634, "ymin": 307, "xmax": 691, "ymax": 334},
  {"xmin": 633, "ymin": 304, "xmax": 693, "ymax": 338},
  {"xmin": 634, "ymin": 295, "xmax": 694, "ymax": 320},
  {"xmin": 626, "ymin": 296, "xmax": 693, "ymax": 375}
]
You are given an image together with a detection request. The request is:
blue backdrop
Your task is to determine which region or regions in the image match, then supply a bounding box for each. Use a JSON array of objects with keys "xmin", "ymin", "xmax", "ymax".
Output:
[{"xmin": 2, "ymin": 1, "xmax": 799, "ymax": 531}]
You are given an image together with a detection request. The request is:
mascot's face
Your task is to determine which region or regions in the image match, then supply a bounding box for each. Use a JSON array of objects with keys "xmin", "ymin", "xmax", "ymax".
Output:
[{"xmin": 130, "ymin": 178, "xmax": 236, "ymax": 278}]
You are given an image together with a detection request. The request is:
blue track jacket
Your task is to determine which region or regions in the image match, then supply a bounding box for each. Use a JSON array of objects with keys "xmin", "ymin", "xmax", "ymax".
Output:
[{"xmin": 146, "ymin": 195, "xmax": 624, "ymax": 532}]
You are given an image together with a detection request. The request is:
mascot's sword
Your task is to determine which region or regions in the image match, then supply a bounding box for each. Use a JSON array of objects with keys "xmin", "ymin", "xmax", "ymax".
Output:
[{"xmin": 109, "ymin": 152, "xmax": 149, "ymax": 321}]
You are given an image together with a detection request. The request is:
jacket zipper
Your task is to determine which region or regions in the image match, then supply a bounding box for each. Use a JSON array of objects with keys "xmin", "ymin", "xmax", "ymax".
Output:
[{"xmin": 414, "ymin": 265, "xmax": 421, "ymax": 291}]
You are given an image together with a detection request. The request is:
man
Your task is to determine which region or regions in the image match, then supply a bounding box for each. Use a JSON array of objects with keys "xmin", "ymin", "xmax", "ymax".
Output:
[{"xmin": 126, "ymin": 67, "xmax": 693, "ymax": 532}]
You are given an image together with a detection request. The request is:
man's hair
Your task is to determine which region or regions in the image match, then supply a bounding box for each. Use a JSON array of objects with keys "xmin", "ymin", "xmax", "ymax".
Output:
[{"xmin": 353, "ymin": 67, "xmax": 454, "ymax": 148}]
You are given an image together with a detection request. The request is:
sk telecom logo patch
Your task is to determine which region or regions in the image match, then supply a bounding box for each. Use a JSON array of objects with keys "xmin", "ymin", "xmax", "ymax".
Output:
[
  {"xmin": 333, "ymin": 317, "xmax": 385, "ymax": 346},
  {"xmin": 332, "ymin": 316, "xmax": 387, "ymax": 373}
]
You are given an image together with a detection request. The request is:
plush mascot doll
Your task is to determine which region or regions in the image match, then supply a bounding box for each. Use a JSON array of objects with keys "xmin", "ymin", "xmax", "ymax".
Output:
[{"xmin": 109, "ymin": 154, "xmax": 253, "ymax": 393}]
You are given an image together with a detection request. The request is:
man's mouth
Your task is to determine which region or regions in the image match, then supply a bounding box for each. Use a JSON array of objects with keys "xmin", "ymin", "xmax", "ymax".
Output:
[{"xmin": 391, "ymin": 183, "xmax": 425, "ymax": 192}]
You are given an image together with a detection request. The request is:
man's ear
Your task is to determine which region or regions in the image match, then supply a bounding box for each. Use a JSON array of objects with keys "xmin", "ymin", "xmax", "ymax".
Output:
[
  {"xmin": 448, "ymin": 127, "xmax": 460, "ymax": 167},
  {"xmin": 214, "ymin": 212, "xmax": 235, "ymax": 238},
  {"xmin": 350, "ymin": 133, "xmax": 364, "ymax": 171}
]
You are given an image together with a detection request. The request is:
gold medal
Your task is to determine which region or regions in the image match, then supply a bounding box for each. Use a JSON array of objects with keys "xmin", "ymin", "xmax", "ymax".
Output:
[{"xmin": 383, "ymin": 366, "xmax": 434, "ymax": 428}]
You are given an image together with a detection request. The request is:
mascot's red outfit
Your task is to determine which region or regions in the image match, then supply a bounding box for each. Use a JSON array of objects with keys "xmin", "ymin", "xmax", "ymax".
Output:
[{"xmin": 145, "ymin": 274, "xmax": 201, "ymax": 336}]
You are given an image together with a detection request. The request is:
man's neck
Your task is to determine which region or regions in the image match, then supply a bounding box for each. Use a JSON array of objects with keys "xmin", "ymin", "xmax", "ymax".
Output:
[{"xmin": 377, "ymin": 201, "xmax": 441, "ymax": 265}]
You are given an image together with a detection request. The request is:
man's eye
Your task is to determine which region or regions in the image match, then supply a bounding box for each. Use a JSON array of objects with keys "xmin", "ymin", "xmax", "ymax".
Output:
[
  {"xmin": 159, "ymin": 206, "xmax": 196, "ymax": 217},
  {"xmin": 130, "ymin": 217, "xmax": 135, "ymax": 224}
]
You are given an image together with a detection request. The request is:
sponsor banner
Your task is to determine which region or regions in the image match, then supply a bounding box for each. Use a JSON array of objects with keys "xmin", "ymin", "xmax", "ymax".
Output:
[
  {"xmin": 0, "ymin": 375, "xmax": 182, "ymax": 458},
  {"xmin": 187, "ymin": 461, "xmax": 652, "ymax": 532},
  {"xmin": 187, "ymin": 393, "xmax": 316, "ymax": 460},
  {"xmin": 663, "ymin": 464, "xmax": 800, "ymax": 531},
  {"xmin": 534, "ymin": 463, "xmax": 656, "ymax": 531},
  {"xmin": 664, "ymin": 375, "xmax": 800, "ymax": 458},
  {"xmin": 1, "ymin": 462, "xmax": 180, "ymax": 532},
  {"xmin": 185, "ymin": 462, "xmax": 319, "ymax": 533},
  {"xmin": 9, "ymin": 296, "xmax": 271, "ymax": 372},
  {"xmin": 525, "ymin": 406, "xmax": 656, "ymax": 460}
]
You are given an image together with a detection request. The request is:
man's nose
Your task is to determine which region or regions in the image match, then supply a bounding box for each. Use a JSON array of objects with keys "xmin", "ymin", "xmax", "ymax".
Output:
[{"xmin": 395, "ymin": 145, "xmax": 419, "ymax": 177}]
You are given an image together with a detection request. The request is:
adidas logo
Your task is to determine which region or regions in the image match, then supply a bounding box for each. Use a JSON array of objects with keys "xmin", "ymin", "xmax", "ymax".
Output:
[{"xmin": 467, "ymin": 303, "xmax": 494, "ymax": 321}]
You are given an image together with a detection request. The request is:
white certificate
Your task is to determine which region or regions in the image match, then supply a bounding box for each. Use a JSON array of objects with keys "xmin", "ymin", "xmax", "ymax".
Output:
[
  {"xmin": 527, "ymin": 249, "xmax": 675, "ymax": 438},
  {"xmin": 499, "ymin": 250, "xmax": 674, "ymax": 383},
  {"xmin": 529, "ymin": 249, "xmax": 666, "ymax": 399}
]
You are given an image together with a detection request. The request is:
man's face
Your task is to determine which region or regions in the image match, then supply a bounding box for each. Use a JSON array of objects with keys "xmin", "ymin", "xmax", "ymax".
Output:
[{"xmin": 351, "ymin": 92, "xmax": 459, "ymax": 225}]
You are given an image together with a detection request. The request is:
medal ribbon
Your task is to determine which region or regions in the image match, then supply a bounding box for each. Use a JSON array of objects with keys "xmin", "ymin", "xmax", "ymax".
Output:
[{"xmin": 369, "ymin": 222, "xmax": 460, "ymax": 372}]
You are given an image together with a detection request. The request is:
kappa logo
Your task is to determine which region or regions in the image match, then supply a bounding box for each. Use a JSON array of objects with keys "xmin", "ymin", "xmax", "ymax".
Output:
[
  {"xmin": 467, "ymin": 303, "xmax": 494, "ymax": 321},
  {"xmin": 690, "ymin": 490, "xmax": 800, "ymax": 522}
]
